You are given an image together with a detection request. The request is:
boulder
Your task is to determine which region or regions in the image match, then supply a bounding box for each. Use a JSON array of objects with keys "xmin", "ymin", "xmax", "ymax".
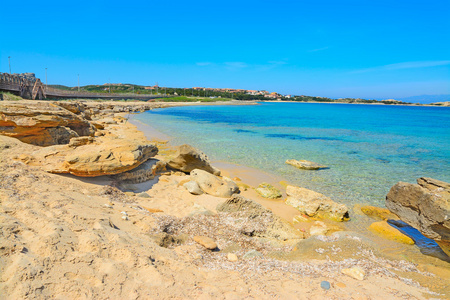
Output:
[
  {"xmin": 368, "ymin": 221, "xmax": 414, "ymax": 244},
  {"xmin": 385, "ymin": 177, "xmax": 450, "ymax": 242},
  {"xmin": 190, "ymin": 169, "xmax": 239, "ymax": 198},
  {"xmin": 255, "ymin": 183, "xmax": 282, "ymax": 199},
  {"xmin": 167, "ymin": 144, "xmax": 220, "ymax": 175},
  {"xmin": 286, "ymin": 159, "xmax": 327, "ymax": 170},
  {"xmin": 31, "ymin": 138, "xmax": 158, "ymax": 177},
  {"xmin": 217, "ymin": 195, "xmax": 302, "ymax": 242},
  {"xmin": 285, "ymin": 185, "xmax": 349, "ymax": 221},
  {"xmin": 0, "ymin": 101, "xmax": 95, "ymax": 146},
  {"xmin": 183, "ymin": 181, "xmax": 203, "ymax": 195}
]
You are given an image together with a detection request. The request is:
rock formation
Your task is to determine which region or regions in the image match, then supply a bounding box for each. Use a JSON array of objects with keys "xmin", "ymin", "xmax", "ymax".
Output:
[
  {"xmin": 0, "ymin": 101, "xmax": 95, "ymax": 146},
  {"xmin": 285, "ymin": 185, "xmax": 349, "ymax": 221},
  {"xmin": 190, "ymin": 169, "xmax": 239, "ymax": 197},
  {"xmin": 167, "ymin": 144, "xmax": 221, "ymax": 175},
  {"xmin": 386, "ymin": 177, "xmax": 450, "ymax": 242}
]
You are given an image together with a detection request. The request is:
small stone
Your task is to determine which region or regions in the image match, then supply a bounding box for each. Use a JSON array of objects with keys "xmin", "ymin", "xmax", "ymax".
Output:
[
  {"xmin": 335, "ymin": 282, "xmax": 346, "ymax": 288},
  {"xmin": 121, "ymin": 215, "xmax": 129, "ymax": 221},
  {"xmin": 341, "ymin": 267, "xmax": 365, "ymax": 280},
  {"xmin": 103, "ymin": 204, "xmax": 113, "ymax": 209},
  {"xmin": 121, "ymin": 211, "xmax": 128, "ymax": 216},
  {"xmin": 243, "ymin": 250, "xmax": 263, "ymax": 259},
  {"xmin": 227, "ymin": 253, "xmax": 238, "ymax": 262},
  {"xmin": 193, "ymin": 236, "xmax": 217, "ymax": 250},
  {"xmin": 125, "ymin": 192, "xmax": 135, "ymax": 197},
  {"xmin": 233, "ymin": 177, "xmax": 242, "ymax": 182},
  {"xmin": 320, "ymin": 281, "xmax": 331, "ymax": 290}
]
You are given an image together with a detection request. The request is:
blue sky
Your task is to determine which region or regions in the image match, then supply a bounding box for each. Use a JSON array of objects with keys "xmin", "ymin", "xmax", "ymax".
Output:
[{"xmin": 1, "ymin": 0, "xmax": 449, "ymax": 99}]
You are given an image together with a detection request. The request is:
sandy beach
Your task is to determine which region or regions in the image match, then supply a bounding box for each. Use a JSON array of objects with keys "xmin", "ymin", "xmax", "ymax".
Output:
[{"xmin": 0, "ymin": 99, "xmax": 449, "ymax": 299}]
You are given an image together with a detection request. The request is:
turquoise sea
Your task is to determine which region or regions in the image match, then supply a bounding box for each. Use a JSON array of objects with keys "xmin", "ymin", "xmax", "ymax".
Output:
[{"xmin": 134, "ymin": 102, "xmax": 450, "ymax": 207}]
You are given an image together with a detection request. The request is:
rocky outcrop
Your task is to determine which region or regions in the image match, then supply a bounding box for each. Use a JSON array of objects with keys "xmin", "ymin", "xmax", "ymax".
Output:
[
  {"xmin": 190, "ymin": 169, "xmax": 239, "ymax": 197},
  {"xmin": 0, "ymin": 101, "xmax": 95, "ymax": 146},
  {"xmin": 286, "ymin": 159, "xmax": 327, "ymax": 170},
  {"xmin": 217, "ymin": 195, "xmax": 302, "ymax": 241},
  {"xmin": 167, "ymin": 144, "xmax": 220, "ymax": 175},
  {"xmin": 30, "ymin": 137, "xmax": 158, "ymax": 177},
  {"xmin": 285, "ymin": 185, "xmax": 349, "ymax": 221},
  {"xmin": 385, "ymin": 177, "xmax": 450, "ymax": 242}
]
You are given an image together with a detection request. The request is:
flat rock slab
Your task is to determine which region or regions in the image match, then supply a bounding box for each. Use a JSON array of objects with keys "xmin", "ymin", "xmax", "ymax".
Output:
[
  {"xmin": 193, "ymin": 236, "xmax": 217, "ymax": 250},
  {"xmin": 368, "ymin": 221, "xmax": 414, "ymax": 245},
  {"xmin": 341, "ymin": 267, "xmax": 365, "ymax": 281},
  {"xmin": 286, "ymin": 159, "xmax": 328, "ymax": 170}
]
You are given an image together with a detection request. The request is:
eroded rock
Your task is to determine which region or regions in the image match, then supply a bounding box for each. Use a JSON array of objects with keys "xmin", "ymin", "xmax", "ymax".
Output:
[
  {"xmin": 286, "ymin": 159, "xmax": 327, "ymax": 170},
  {"xmin": 190, "ymin": 169, "xmax": 239, "ymax": 198},
  {"xmin": 285, "ymin": 185, "xmax": 349, "ymax": 221},
  {"xmin": 385, "ymin": 177, "xmax": 450, "ymax": 242},
  {"xmin": 255, "ymin": 183, "xmax": 282, "ymax": 199},
  {"xmin": 167, "ymin": 144, "xmax": 220, "ymax": 175}
]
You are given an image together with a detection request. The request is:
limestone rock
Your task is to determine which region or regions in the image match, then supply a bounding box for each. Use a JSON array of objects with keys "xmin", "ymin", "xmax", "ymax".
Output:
[
  {"xmin": 368, "ymin": 221, "xmax": 414, "ymax": 244},
  {"xmin": 385, "ymin": 177, "xmax": 450, "ymax": 242},
  {"xmin": 32, "ymin": 138, "xmax": 158, "ymax": 177},
  {"xmin": 193, "ymin": 236, "xmax": 217, "ymax": 250},
  {"xmin": 0, "ymin": 101, "xmax": 95, "ymax": 146},
  {"xmin": 167, "ymin": 144, "xmax": 220, "ymax": 175},
  {"xmin": 255, "ymin": 183, "xmax": 282, "ymax": 199},
  {"xmin": 285, "ymin": 185, "xmax": 349, "ymax": 221},
  {"xmin": 217, "ymin": 195, "xmax": 302, "ymax": 242},
  {"xmin": 190, "ymin": 169, "xmax": 239, "ymax": 198},
  {"xmin": 286, "ymin": 159, "xmax": 327, "ymax": 170},
  {"xmin": 341, "ymin": 267, "xmax": 365, "ymax": 280},
  {"xmin": 310, "ymin": 221, "xmax": 329, "ymax": 236},
  {"xmin": 360, "ymin": 205, "xmax": 399, "ymax": 221},
  {"xmin": 183, "ymin": 181, "xmax": 203, "ymax": 195}
]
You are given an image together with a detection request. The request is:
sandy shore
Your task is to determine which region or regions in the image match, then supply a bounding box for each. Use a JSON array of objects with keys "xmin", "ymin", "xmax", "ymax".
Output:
[{"xmin": 0, "ymin": 100, "xmax": 448, "ymax": 299}]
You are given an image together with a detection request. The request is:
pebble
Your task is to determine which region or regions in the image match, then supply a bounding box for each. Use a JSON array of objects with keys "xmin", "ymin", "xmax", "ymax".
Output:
[
  {"xmin": 137, "ymin": 192, "xmax": 151, "ymax": 198},
  {"xmin": 121, "ymin": 215, "xmax": 129, "ymax": 221},
  {"xmin": 227, "ymin": 253, "xmax": 238, "ymax": 262},
  {"xmin": 103, "ymin": 204, "xmax": 113, "ymax": 209},
  {"xmin": 193, "ymin": 236, "xmax": 217, "ymax": 250},
  {"xmin": 341, "ymin": 267, "xmax": 365, "ymax": 280},
  {"xmin": 121, "ymin": 211, "xmax": 128, "ymax": 216},
  {"xmin": 320, "ymin": 281, "xmax": 331, "ymax": 290}
]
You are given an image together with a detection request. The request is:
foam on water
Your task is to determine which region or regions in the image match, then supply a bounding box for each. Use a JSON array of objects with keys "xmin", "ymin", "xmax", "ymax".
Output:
[{"xmin": 135, "ymin": 102, "xmax": 450, "ymax": 208}]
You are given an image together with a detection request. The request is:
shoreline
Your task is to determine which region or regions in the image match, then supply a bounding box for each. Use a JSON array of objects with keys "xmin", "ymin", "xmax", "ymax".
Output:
[{"xmin": 0, "ymin": 99, "xmax": 448, "ymax": 298}]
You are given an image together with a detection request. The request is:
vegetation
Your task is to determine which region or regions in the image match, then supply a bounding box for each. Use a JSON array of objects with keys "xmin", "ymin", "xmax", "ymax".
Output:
[
  {"xmin": 0, "ymin": 92, "xmax": 24, "ymax": 101},
  {"xmin": 154, "ymin": 96, "xmax": 232, "ymax": 102}
]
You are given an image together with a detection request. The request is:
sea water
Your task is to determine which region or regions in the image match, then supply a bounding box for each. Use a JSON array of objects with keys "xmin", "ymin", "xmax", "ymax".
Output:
[{"xmin": 134, "ymin": 102, "xmax": 450, "ymax": 207}]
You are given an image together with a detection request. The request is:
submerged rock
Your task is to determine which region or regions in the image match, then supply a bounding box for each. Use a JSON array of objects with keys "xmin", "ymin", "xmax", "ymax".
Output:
[
  {"xmin": 167, "ymin": 144, "xmax": 221, "ymax": 175},
  {"xmin": 286, "ymin": 159, "xmax": 327, "ymax": 170},
  {"xmin": 190, "ymin": 169, "xmax": 239, "ymax": 198},
  {"xmin": 285, "ymin": 185, "xmax": 349, "ymax": 221},
  {"xmin": 368, "ymin": 221, "xmax": 414, "ymax": 245},
  {"xmin": 385, "ymin": 177, "xmax": 450, "ymax": 242},
  {"xmin": 255, "ymin": 183, "xmax": 282, "ymax": 199}
]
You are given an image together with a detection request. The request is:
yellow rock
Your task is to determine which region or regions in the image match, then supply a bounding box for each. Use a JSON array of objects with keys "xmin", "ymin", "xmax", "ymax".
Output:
[
  {"xmin": 360, "ymin": 205, "xmax": 398, "ymax": 221},
  {"xmin": 368, "ymin": 221, "xmax": 414, "ymax": 245},
  {"xmin": 341, "ymin": 267, "xmax": 365, "ymax": 280}
]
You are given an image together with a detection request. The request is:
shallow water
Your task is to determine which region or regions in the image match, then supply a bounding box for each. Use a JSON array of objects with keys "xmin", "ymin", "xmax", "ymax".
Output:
[{"xmin": 135, "ymin": 102, "xmax": 450, "ymax": 208}]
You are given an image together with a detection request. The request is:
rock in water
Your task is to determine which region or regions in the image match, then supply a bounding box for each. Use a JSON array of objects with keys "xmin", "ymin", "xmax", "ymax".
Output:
[
  {"xmin": 286, "ymin": 159, "xmax": 327, "ymax": 170},
  {"xmin": 193, "ymin": 236, "xmax": 217, "ymax": 250},
  {"xmin": 285, "ymin": 185, "xmax": 349, "ymax": 221},
  {"xmin": 167, "ymin": 144, "xmax": 221, "ymax": 175},
  {"xmin": 190, "ymin": 169, "xmax": 239, "ymax": 198},
  {"xmin": 360, "ymin": 205, "xmax": 399, "ymax": 221},
  {"xmin": 368, "ymin": 221, "xmax": 415, "ymax": 244},
  {"xmin": 341, "ymin": 267, "xmax": 365, "ymax": 280},
  {"xmin": 385, "ymin": 177, "xmax": 450, "ymax": 242},
  {"xmin": 255, "ymin": 183, "xmax": 282, "ymax": 199}
]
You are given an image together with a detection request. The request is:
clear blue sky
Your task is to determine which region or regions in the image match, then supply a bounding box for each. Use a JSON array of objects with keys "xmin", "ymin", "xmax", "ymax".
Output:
[{"xmin": 1, "ymin": 0, "xmax": 449, "ymax": 99}]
